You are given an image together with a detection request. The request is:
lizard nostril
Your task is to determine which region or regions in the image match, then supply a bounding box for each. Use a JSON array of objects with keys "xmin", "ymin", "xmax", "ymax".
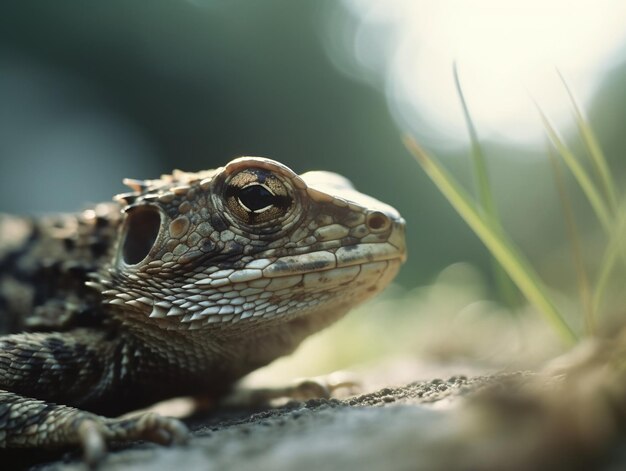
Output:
[
  {"xmin": 366, "ymin": 211, "xmax": 391, "ymax": 232},
  {"xmin": 121, "ymin": 206, "xmax": 161, "ymax": 265}
]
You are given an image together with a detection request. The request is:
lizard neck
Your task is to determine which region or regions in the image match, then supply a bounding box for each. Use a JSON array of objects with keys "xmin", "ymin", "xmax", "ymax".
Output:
[{"xmin": 113, "ymin": 303, "xmax": 350, "ymax": 399}]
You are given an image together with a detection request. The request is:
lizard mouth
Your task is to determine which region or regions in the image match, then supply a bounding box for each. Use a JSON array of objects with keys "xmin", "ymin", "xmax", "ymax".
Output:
[
  {"xmin": 256, "ymin": 241, "xmax": 404, "ymax": 278},
  {"xmin": 187, "ymin": 241, "xmax": 405, "ymax": 290},
  {"xmin": 138, "ymin": 241, "xmax": 405, "ymax": 327},
  {"xmin": 245, "ymin": 242, "xmax": 405, "ymax": 295}
]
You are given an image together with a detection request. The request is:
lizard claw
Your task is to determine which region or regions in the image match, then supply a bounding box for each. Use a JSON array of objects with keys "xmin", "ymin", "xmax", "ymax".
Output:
[
  {"xmin": 77, "ymin": 419, "xmax": 107, "ymax": 467},
  {"xmin": 133, "ymin": 412, "xmax": 189, "ymax": 446},
  {"xmin": 290, "ymin": 371, "xmax": 361, "ymax": 400},
  {"xmin": 76, "ymin": 412, "xmax": 189, "ymax": 466},
  {"xmin": 223, "ymin": 371, "xmax": 362, "ymax": 407}
]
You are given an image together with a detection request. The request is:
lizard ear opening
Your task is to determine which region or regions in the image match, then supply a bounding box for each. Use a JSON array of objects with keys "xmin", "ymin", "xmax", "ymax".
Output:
[{"xmin": 121, "ymin": 206, "xmax": 162, "ymax": 265}]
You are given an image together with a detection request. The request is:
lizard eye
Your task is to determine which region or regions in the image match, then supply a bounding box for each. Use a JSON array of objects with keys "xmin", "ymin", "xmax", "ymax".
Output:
[
  {"xmin": 224, "ymin": 169, "xmax": 293, "ymax": 224},
  {"xmin": 120, "ymin": 205, "xmax": 162, "ymax": 265}
]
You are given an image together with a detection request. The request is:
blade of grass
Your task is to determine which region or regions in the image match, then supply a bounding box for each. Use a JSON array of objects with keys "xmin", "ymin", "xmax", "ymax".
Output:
[
  {"xmin": 453, "ymin": 63, "xmax": 495, "ymax": 217},
  {"xmin": 592, "ymin": 204, "xmax": 626, "ymax": 317},
  {"xmin": 404, "ymin": 136, "xmax": 577, "ymax": 345},
  {"xmin": 547, "ymin": 145, "xmax": 594, "ymax": 335},
  {"xmin": 453, "ymin": 63, "xmax": 518, "ymax": 306},
  {"xmin": 557, "ymin": 70, "xmax": 619, "ymax": 214},
  {"xmin": 537, "ymin": 106, "xmax": 612, "ymax": 234}
]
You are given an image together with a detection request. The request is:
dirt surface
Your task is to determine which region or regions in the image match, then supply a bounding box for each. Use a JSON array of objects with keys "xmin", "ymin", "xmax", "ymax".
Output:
[
  {"xmin": 11, "ymin": 368, "xmax": 625, "ymax": 471},
  {"xmin": 16, "ymin": 374, "xmax": 506, "ymax": 471}
]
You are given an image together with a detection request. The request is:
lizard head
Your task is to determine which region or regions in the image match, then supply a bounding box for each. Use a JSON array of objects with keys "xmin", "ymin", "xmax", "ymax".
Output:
[{"xmin": 93, "ymin": 157, "xmax": 406, "ymax": 340}]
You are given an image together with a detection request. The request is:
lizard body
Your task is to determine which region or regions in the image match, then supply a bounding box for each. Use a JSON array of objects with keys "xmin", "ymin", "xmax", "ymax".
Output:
[{"xmin": 0, "ymin": 157, "xmax": 406, "ymax": 459}]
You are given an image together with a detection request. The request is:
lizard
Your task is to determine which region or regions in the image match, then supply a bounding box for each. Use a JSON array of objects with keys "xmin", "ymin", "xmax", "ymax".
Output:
[{"xmin": 0, "ymin": 156, "xmax": 406, "ymax": 462}]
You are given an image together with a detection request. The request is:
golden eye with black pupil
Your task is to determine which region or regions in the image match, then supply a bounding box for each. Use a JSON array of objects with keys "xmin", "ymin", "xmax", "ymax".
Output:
[
  {"xmin": 120, "ymin": 205, "xmax": 161, "ymax": 265},
  {"xmin": 224, "ymin": 169, "xmax": 293, "ymax": 224}
]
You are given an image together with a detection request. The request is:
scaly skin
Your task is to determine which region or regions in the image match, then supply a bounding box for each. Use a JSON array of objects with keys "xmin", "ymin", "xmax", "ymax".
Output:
[{"xmin": 0, "ymin": 157, "xmax": 406, "ymax": 461}]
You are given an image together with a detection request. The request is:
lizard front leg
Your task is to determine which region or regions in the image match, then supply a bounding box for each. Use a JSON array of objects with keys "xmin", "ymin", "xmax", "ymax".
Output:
[
  {"xmin": 0, "ymin": 390, "xmax": 188, "ymax": 463},
  {"xmin": 0, "ymin": 328, "xmax": 188, "ymax": 463}
]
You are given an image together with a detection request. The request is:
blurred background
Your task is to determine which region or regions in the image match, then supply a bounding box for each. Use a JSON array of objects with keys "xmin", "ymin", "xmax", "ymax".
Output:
[{"xmin": 2, "ymin": 0, "xmax": 626, "ymax": 377}]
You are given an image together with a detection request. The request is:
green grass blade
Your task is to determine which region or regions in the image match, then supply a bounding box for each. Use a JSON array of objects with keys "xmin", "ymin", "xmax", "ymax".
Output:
[
  {"xmin": 404, "ymin": 136, "xmax": 577, "ymax": 345},
  {"xmin": 592, "ymin": 236, "xmax": 621, "ymax": 318},
  {"xmin": 453, "ymin": 63, "xmax": 495, "ymax": 217},
  {"xmin": 592, "ymin": 204, "xmax": 626, "ymax": 316},
  {"xmin": 557, "ymin": 70, "xmax": 619, "ymax": 214},
  {"xmin": 537, "ymin": 106, "xmax": 612, "ymax": 234},
  {"xmin": 453, "ymin": 64, "xmax": 518, "ymax": 306},
  {"xmin": 548, "ymin": 145, "xmax": 594, "ymax": 335}
]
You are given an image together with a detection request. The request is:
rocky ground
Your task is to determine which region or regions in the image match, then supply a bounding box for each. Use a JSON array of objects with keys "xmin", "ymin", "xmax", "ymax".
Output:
[
  {"xmin": 32, "ymin": 374, "xmax": 495, "ymax": 471},
  {"xmin": 6, "ymin": 365, "xmax": 621, "ymax": 471}
]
